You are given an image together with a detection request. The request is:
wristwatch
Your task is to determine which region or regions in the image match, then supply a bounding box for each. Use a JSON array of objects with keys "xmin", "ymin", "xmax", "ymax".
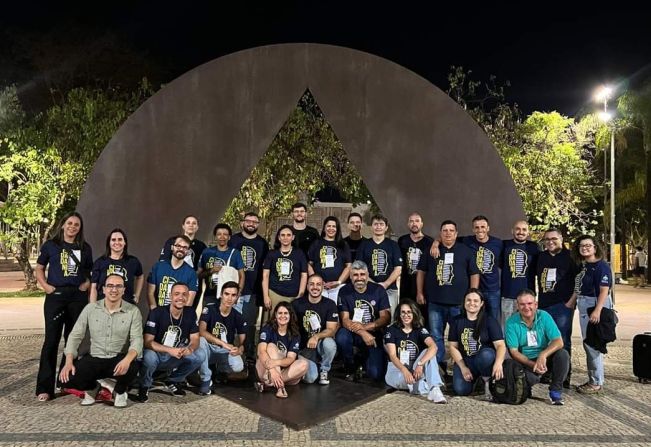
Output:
[{"xmin": 416, "ymin": 360, "xmax": 424, "ymax": 367}]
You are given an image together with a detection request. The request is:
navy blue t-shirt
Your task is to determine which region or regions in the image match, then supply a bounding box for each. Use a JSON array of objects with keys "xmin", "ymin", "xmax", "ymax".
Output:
[
  {"xmin": 344, "ymin": 236, "xmax": 367, "ymax": 262},
  {"xmin": 417, "ymin": 242, "xmax": 480, "ymax": 306},
  {"xmin": 37, "ymin": 240, "xmax": 93, "ymax": 288},
  {"xmin": 461, "ymin": 235, "xmax": 503, "ymax": 293},
  {"xmin": 338, "ymin": 282, "xmax": 391, "ymax": 324},
  {"xmin": 230, "ymin": 233, "xmax": 269, "ymax": 296},
  {"xmin": 144, "ymin": 305, "xmax": 198, "ymax": 347},
  {"xmin": 91, "ymin": 255, "xmax": 143, "ymax": 302},
  {"xmin": 292, "ymin": 296, "xmax": 340, "ymax": 348},
  {"xmin": 448, "ymin": 314, "xmax": 504, "ymax": 358},
  {"xmin": 258, "ymin": 324, "xmax": 300, "ymax": 355},
  {"xmin": 198, "ymin": 247, "xmax": 244, "ymax": 298},
  {"xmin": 574, "ymin": 260, "xmax": 612, "ymax": 297},
  {"xmin": 263, "ymin": 249, "xmax": 308, "ymax": 297},
  {"xmin": 357, "ymin": 238, "xmax": 403, "ymax": 290},
  {"xmin": 147, "ymin": 260, "xmax": 199, "ymax": 306},
  {"xmin": 398, "ymin": 234, "xmax": 434, "ymax": 299},
  {"xmin": 536, "ymin": 248, "xmax": 578, "ymax": 308},
  {"xmin": 501, "ymin": 240, "xmax": 540, "ymax": 299},
  {"xmin": 199, "ymin": 303, "xmax": 247, "ymax": 345},
  {"xmin": 383, "ymin": 325, "xmax": 432, "ymax": 368},
  {"xmin": 307, "ymin": 239, "xmax": 352, "ymax": 282}
]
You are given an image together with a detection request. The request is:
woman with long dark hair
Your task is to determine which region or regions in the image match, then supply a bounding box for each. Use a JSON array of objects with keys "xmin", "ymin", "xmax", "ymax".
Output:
[
  {"xmin": 448, "ymin": 288, "xmax": 506, "ymax": 397},
  {"xmin": 89, "ymin": 228, "xmax": 144, "ymax": 304},
  {"xmin": 566, "ymin": 235, "xmax": 613, "ymax": 394},
  {"xmin": 384, "ymin": 299, "xmax": 446, "ymax": 403},
  {"xmin": 307, "ymin": 216, "xmax": 351, "ymax": 303},
  {"xmin": 255, "ymin": 301, "xmax": 308, "ymax": 398},
  {"xmin": 35, "ymin": 211, "xmax": 93, "ymax": 401}
]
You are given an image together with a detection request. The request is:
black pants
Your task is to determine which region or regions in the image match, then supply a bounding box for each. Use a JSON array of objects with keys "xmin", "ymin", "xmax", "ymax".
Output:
[
  {"xmin": 524, "ymin": 349, "xmax": 570, "ymax": 392},
  {"xmin": 64, "ymin": 354, "xmax": 138, "ymax": 394},
  {"xmin": 35, "ymin": 287, "xmax": 88, "ymax": 396}
]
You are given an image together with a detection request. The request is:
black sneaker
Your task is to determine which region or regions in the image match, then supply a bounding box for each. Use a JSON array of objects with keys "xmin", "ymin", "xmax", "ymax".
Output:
[
  {"xmin": 138, "ymin": 387, "xmax": 149, "ymax": 403},
  {"xmin": 165, "ymin": 382, "xmax": 186, "ymax": 397}
]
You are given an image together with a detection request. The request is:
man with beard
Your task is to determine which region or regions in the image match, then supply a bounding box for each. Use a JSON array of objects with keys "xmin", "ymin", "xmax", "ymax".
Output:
[
  {"xmin": 148, "ymin": 235, "xmax": 199, "ymax": 309},
  {"xmin": 336, "ymin": 260, "xmax": 391, "ymax": 381},
  {"xmin": 292, "ymin": 274, "xmax": 339, "ymax": 385},
  {"xmin": 501, "ymin": 220, "xmax": 540, "ymax": 326},
  {"xmin": 230, "ymin": 212, "xmax": 269, "ymax": 361},
  {"xmin": 344, "ymin": 212, "xmax": 366, "ymax": 262},
  {"xmin": 291, "ymin": 203, "xmax": 320, "ymax": 256},
  {"xmin": 398, "ymin": 213, "xmax": 433, "ymax": 304}
]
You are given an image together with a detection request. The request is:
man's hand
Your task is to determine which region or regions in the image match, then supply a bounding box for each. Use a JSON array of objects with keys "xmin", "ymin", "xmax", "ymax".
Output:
[
  {"xmin": 589, "ymin": 307, "xmax": 602, "ymax": 324},
  {"xmin": 263, "ymin": 296, "xmax": 272, "ymax": 310},
  {"xmin": 307, "ymin": 335, "xmax": 319, "ymax": 349},
  {"xmin": 401, "ymin": 366, "xmax": 415, "ymax": 385},
  {"xmin": 113, "ymin": 357, "xmax": 132, "ymax": 376},
  {"xmin": 430, "ymin": 241, "xmax": 440, "ymax": 258},
  {"xmin": 416, "ymin": 292, "xmax": 425, "ymax": 305},
  {"xmin": 379, "ymin": 282, "xmax": 388, "ymax": 289},
  {"xmin": 360, "ymin": 331, "xmax": 376, "ymax": 347},
  {"xmin": 59, "ymin": 362, "xmax": 75, "ymax": 383},
  {"xmin": 169, "ymin": 347, "xmax": 185, "ymax": 359},
  {"xmin": 533, "ymin": 355, "xmax": 548, "ymax": 374},
  {"xmin": 44, "ymin": 284, "xmax": 56, "ymax": 294},
  {"xmin": 324, "ymin": 281, "xmax": 339, "ymax": 290},
  {"xmin": 229, "ymin": 346, "xmax": 242, "ymax": 356},
  {"xmin": 413, "ymin": 364, "xmax": 424, "ymax": 380},
  {"xmin": 460, "ymin": 365, "xmax": 474, "ymax": 382},
  {"xmin": 348, "ymin": 321, "xmax": 364, "ymax": 333},
  {"xmin": 78, "ymin": 281, "xmax": 90, "ymax": 292},
  {"xmin": 211, "ymin": 265, "xmax": 223, "ymax": 274}
]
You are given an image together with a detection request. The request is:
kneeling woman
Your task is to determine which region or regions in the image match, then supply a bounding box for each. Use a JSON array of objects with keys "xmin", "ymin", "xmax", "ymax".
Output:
[
  {"xmin": 448, "ymin": 288, "xmax": 506, "ymax": 396},
  {"xmin": 384, "ymin": 300, "xmax": 447, "ymax": 403},
  {"xmin": 255, "ymin": 302, "xmax": 309, "ymax": 398}
]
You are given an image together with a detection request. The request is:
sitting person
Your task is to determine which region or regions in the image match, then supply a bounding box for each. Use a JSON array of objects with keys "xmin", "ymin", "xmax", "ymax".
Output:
[
  {"xmin": 58, "ymin": 274, "xmax": 143, "ymax": 408},
  {"xmin": 336, "ymin": 260, "xmax": 391, "ymax": 381},
  {"xmin": 255, "ymin": 302, "xmax": 309, "ymax": 398},
  {"xmin": 448, "ymin": 288, "xmax": 506, "ymax": 398},
  {"xmin": 292, "ymin": 274, "xmax": 339, "ymax": 385},
  {"xmin": 505, "ymin": 289, "xmax": 570, "ymax": 405},
  {"xmin": 198, "ymin": 281, "xmax": 247, "ymax": 395},
  {"xmin": 139, "ymin": 282, "xmax": 204, "ymax": 401},
  {"xmin": 384, "ymin": 300, "xmax": 446, "ymax": 403}
]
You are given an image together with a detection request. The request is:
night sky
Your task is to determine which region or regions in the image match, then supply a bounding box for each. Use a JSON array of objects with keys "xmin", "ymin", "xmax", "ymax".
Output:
[{"xmin": 2, "ymin": 1, "xmax": 650, "ymax": 116}]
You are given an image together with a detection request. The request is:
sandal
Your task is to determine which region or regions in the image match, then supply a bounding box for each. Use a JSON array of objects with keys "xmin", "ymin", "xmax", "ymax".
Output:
[
  {"xmin": 37, "ymin": 393, "xmax": 50, "ymax": 402},
  {"xmin": 576, "ymin": 382, "xmax": 602, "ymax": 394},
  {"xmin": 275, "ymin": 387, "xmax": 288, "ymax": 399}
]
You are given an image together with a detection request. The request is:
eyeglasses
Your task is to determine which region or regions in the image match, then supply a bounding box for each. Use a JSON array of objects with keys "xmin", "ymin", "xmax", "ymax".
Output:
[
  {"xmin": 104, "ymin": 284, "xmax": 125, "ymax": 290},
  {"xmin": 544, "ymin": 237, "xmax": 560, "ymax": 242},
  {"xmin": 400, "ymin": 310, "xmax": 413, "ymax": 315},
  {"xmin": 579, "ymin": 244, "xmax": 594, "ymax": 249},
  {"xmin": 243, "ymin": 219, "xmax": 259, "ymax": 225},
  {"xmin": 173, "ymin": 244, "xmax": 190, "ymax": 250}
]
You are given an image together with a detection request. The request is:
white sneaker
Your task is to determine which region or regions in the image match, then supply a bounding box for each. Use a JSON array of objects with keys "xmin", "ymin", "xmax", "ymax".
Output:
[
  {"xmin": 427, "ymin": 386, "xmax": 447, "ymax": 404},
  {"xmin": 319, "ymin": 370, "xmax": 330, "ymax": 385},
  {"xmin": 114, "ymin": 392, "xmax": 128, "ymax": 408},
  {"xmin": 81, "ymin": 391, "xmax": 96, "ymax": 406}
]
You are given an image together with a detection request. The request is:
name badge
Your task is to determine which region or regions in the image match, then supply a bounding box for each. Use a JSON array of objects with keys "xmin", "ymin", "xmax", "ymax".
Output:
[
  {"xmin": 280, "ymin": 260, "xmax": 291, "ymax": 276},
  {"xmin": 220, "ymin": 331, "xmax": 227, "ymax": 342},
  {"xmin": 444, "ymin": 253, "xmax": 454, "ymax": 264},
  {"xmin": 309, "ymin": 314, "xmax": 321, "ymax": 331},
  {"xmin": 526, "ymin": 330, "xmax": 538, "ymax": 347},
  {"xmin": 409, "ymin": 250, "xmax": 420, "ymax": 262},
  {"xmin": 547, "ymin": 268, "xmax": 557, "ymax": 282},
  {"xmin": 211, "ymin": 273, "xmax": 219, "ymax": 286},
  {"xmin": 399, "ymin": 349, "xmax": 411, "ymax": 366},
  {"xmin": 163, "ymin": 328, "xmax": 178, "ymax": 347},
  {"xmin": 325, "ymin": 254, "xmax": 335, "ymax": 268},
  {"xmin": 352, "ymin": 308, "xmax": 364, "ymax": 323}
]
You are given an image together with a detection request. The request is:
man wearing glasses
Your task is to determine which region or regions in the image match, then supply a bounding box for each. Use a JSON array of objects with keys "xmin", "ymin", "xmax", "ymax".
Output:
[
  {"xmin": 230, "ymin": 212, "xmax": 269, "ymax": 362},
  {"xmin": 148, "ymin": 235, "xmax": 199, "ymax": 308},
  {"xmin": 536, "ymin": 228, "xmax": 578, "ymax": 388}
]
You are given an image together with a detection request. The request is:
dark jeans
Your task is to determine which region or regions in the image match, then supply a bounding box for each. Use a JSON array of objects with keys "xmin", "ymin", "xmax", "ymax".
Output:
[
  {"xmin": 523, "ymin": 349, "xmax": 570, "ymax": 392},
  {"xmin": 428, "ymin": 302, "xmax": 462, "ymax": 368},
  {"xmin": 482, "ymin": 290, "xmax": 501, "ymax": 322},
  {"xmin": 64, "ymin": 354, "xmax": 138, "ymax": 394},
  {"xmin": 36, "ymin": 287, "xmax": 88, "ymax": 396},
  {"xmin": 335, "ymin": 328, "xmax": 386, "ymax": 380},
  {"xmin": 452, "ymin": 348, "xmax": 496, "ymax": 396},
  {"xmin": 541, "ymin": 301, "xmax": 574, "ymax": 378}
]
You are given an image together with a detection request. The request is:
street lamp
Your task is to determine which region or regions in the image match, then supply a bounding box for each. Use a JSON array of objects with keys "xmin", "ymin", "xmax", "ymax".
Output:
[{"xmin": 595, "ymin": 85, "xmax": 616, "ymax": 277}]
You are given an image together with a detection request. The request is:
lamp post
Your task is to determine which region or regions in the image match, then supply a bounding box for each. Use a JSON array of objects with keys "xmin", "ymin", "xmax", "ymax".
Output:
[{"xmin": 595, "ymin": 85, "xmax": 616, "ymax": 276}]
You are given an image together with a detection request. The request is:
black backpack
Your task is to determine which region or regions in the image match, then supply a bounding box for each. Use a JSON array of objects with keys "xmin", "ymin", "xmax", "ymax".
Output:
[{"xmin": 489, "ymin": 358, "xmax": 529, "ymax": 405}]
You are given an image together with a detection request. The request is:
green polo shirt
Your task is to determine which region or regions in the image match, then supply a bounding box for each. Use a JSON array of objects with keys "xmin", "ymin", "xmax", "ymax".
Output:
[
  {"xmin": 64, "ymin": 299, "xmax": 143, "ymax": 359},
  {"xmin": 504, "ymin": 309, "xmax": 560, "ymax": 360}
]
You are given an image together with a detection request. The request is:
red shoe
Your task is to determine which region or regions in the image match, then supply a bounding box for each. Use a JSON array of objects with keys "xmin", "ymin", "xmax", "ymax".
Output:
[
  {"xmin": 96, "ymin": 387, "xmax": 113, "ymax": 403},
  {"xmin": 61, "ymin": 388, "xmax": 85, "ymax": 399}
]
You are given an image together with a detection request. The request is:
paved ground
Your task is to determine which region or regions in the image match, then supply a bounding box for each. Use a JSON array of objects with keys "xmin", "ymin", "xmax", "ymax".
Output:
[{"xmin": 1, "ymin": 272, "xmax": 650, "ymax": 446}]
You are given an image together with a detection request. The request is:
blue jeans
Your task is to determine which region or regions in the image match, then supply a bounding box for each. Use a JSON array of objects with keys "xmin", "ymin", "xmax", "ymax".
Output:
[
  {"xmin": 140, "ymin": 348, "xmax": 205, "ymax": 388},
  {"xmin": 335, "ymin": 327, "xmax": 386, "ymax": 380},
  {"xmin": 452, "ymin": 348, "xmax": 496, "ymax": 396},
  {"xmin": 482, "ymin": 290, "xmax": 501, "ymax": 322},
  {"xmin": 384, "ymin": 350, "xmax": 443, "ymax": 394},
  {"xmin": 577, "ymin": 295, "xmax": 613, "ymax": 386},
  {"xmin": 428, "ymin": 303, "xmax": 462, "ymax": 366},
  {"xmin": 542, "ymin": 301, "xmax": 574, "ymax": 360},
  {"xmin": 234, "ymin": 294, "xmax": 259, "ymax": 359},
  {"xmin": 198, "ymin": 338, "xmax": 245, "ymax": 382},
  {"xmin": 302, "ymin": 337, "xmax": 337, "ymax": 383}
]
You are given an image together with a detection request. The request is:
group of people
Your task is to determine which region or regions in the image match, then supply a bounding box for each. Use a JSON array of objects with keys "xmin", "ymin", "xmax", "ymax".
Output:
[{"xmin": 34, "ymin": 204, "xmax": 615, "ymax": 408}]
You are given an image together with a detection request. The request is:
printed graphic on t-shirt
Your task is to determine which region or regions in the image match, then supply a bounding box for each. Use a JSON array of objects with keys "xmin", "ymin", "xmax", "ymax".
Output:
[
  {"xmin": 371, "ymin": 249, "xmax": 388, "ymax": 276},
  {"xmin": 407, "ymin": 247, "xmax": 422, "ymax": 275},
  {"xmin": 574, "ymin": 268, "xmax": 586, "ymax": 294},
  {"xmin": 106, "ymin": 263, "xmax": 129, "ymax": 281},
  {"xmin": 399, "ymin": 339, "xmax": 420, "ymax": 365},
  {"xmin": 460, "ymin": 327, "xmax": 481, "ymax": 356},
  {"xmin": 540, "ymin": 268, "xmax": 557, "ymax": 293},
  {"xmin": 354, "ymin": 299, "xmax": 375, "ymax": 324},
  {"xmin": 184, "ymin": 249, "xmax": 195, "ymax": 268},
  {"xmin": 275, "ymin": 258, "xmax": 294, "ymax": 281},
  {"xmin": 436, "ymin": 259, "xmax": 455, "ymax": 286},
  {"xmin": 60, "ymin": 250, "xmax": 80, "ymax": 277},
  {"xmin": 277, "ymin": 340, "xmax": 287, "ymax": 354},
  {"xmin": 319, "ymin": 245, "xmax": 337, "ymax": 269},
  {"xmin": 241, "ymin": 246, "xmax": 257, "ymax": 271},
  {"xmin": 162, "ymin": 325, "xmax": 182, "ymax": 347},
  {"xmin": 158, "ymin": 276, "xmax": 177, "ymax": 305},
  {"xmin": 206, "ymin": 257, "xmax": 226, "ymax": 287},
  {"xmin": 476, "ymin": 247, "xmax": 495, "ymax": 274},
  {"xmin": 302, "ymin": 310, "xmax": 322, "ymax": 336},
  {"xmin": 508, "ymin": 248, "xmax": 529, "ymax": 278}
]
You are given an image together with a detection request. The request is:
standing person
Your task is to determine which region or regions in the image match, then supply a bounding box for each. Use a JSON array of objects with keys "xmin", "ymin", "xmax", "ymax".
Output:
[
  {"xmin": 357, "ymin": 214, "xmax": 403, "ymax": 317},
  {"xmin": 255, "ymin": 302, "xmax": 309, "ymax": 398},
  {"xmin": 147, "ymin": 235, "xmax": 199, "ymax": 309},
  {"xmin": 230, "ymin": 212, "xmax": 269, "ymax": 361},
  {"xmin": 448, "ymin": 289, "xmax": 506, "ymax": 398},
  {"xmin": 633, "ymin": 246, "xmax": 647, "ymax": 288},
  {"xmin": 500, "ymin": 220, "xmax": 540, "ymax": 326},
  {"xmin": 307, "ymin": 216, "xmax": 351, "ymax": 303},
  {"xmin": 344, "ymin": 212, "xmax": 366, "ymax": 262},
  {"xmin": 35, "ymin": 211, "xmax": 93, "ymax": 402},
  {"xmin": 565, "ymin": 236, "xmax": 613, "ymax": 394},
  {"xmin": 384, "ymin": 300, "xmax": 446, "ymax": 403},
  {"xmin": 197, "ymin": 223, "xmax": 245, "ymax": 308},
  {"xmin": 89, "ymin": 228, "xmax": 144, "ymax": 304},
  {"xmin": 290, "ymin": 203, "xmax": 320, "ymax": 256},
  {"xmin": 159, "ymin": 215, "xmax": 207, "ymax": 309},
  {"xmin": 537, "ymin": 228, "xmax": 578, "ymax": 387},
  {"xmin": 262, "ymin": 225, "xmax": 308, "ymax": 322}
]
